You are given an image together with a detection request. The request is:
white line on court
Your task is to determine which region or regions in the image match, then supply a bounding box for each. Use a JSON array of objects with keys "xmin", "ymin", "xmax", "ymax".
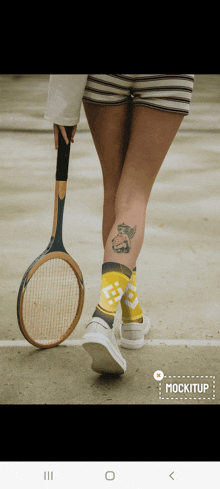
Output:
[
  {"xmin": 0, "ymin": 339, "xmax": 220, "ymax": 347},
  {"xmin": 145, "ymin": 339, "xmax": 220, "ymax": 346}
]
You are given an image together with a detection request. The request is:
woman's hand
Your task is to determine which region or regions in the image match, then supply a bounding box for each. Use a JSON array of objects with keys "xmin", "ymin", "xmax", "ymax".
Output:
[{"xmin": 54, "ymin": 124, "xmax": 77, "ymax": 149}]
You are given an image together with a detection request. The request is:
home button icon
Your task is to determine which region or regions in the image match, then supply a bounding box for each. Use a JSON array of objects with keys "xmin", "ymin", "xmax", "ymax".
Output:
[{"xmin": 105, "ymin": 471, "xmax": 115, "ymax": 481}]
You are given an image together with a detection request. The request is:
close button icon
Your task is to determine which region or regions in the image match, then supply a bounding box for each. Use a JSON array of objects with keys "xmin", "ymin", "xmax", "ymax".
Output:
[{"xmin": 105, "ymin": 471, "xmax": 115, "ymax": 481}]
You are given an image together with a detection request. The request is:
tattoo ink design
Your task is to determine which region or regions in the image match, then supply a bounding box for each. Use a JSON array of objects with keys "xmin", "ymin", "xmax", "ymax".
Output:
[{"xmin": 112, "ymin": 222, "xmax": 137, "ymax": 254}]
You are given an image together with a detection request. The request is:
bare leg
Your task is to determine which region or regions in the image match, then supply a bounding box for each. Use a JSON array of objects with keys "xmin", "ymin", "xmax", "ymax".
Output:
[
  {"xmin": 83, "ymin": 100, "xmax": 131, "ymax": 246},
  {"xmin": 104, "ymin": 106, "xmax": 184, "ymax": 270}
]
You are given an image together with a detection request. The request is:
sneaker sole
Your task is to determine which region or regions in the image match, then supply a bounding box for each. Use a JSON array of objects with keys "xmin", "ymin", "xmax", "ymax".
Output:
[
  {"xmin": 120, "ymin": 336, "xmax": 145, "ymax": 349},
  {"xmin": 82, "ymin": 332, "xmax": 126, "ymax": 374}
]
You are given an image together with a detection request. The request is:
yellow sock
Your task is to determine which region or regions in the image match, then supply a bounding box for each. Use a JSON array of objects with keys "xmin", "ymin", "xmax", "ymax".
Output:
[
  {"xmin": 93, "ymin": 262, "xmax": 132, "ymax": 328},
  {"xmin": 121, "ymin": 267, "xmax": 143, "ymax": 323}
]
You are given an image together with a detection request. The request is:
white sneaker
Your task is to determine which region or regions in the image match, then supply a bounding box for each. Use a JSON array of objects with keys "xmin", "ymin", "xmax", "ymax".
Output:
[
  {"xmin": 82, "ymin": 317, "xmax": 126, "ymax": 374},
  {"xmin": 119, "ymin": 315, "xmax": 150, "ymax": 349}
]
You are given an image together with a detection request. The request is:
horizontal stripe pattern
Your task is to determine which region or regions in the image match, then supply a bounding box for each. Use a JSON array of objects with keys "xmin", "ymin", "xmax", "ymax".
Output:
[{"xmin": 83, "ymin": 74, "xmax": 194, "ymax": 114}]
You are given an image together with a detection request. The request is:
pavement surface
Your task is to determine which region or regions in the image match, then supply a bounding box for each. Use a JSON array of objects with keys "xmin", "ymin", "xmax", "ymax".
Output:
[{"xmin": 0, "ymin": 75, "xmax": 220, "ymax": 404}]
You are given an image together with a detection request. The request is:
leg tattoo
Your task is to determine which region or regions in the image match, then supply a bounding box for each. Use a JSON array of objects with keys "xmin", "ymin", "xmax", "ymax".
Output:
[{"xmin": 112, "ymin": 222, "xmax": 137, "ymax": 254}]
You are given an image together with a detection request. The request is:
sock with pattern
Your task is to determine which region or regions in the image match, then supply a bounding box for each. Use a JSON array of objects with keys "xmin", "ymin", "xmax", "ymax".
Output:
[
  {"xmin": 120, "ymin": 267, "xmax": 143, "ymax": 323},
  {"xmin": 93, "ymin": 262, "xmax": 132, "ymax": 328}
]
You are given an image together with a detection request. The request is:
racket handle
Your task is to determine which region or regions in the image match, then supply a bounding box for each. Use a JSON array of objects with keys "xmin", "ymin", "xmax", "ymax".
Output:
[{"xmin": 56, "ymin": 126, "xmax": 74, "ymax": 181}]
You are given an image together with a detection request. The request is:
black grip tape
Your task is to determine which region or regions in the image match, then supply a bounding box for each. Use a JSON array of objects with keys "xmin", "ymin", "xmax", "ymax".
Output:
[{"xmin": 56, "ymin": 126, "xmax": 74, "ymax": 181}]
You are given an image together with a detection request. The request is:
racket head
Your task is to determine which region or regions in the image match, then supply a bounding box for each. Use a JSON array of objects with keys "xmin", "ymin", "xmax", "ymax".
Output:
[{"xmin": 17, "ymin": 251, "xmax": 84, "ymax": 349}]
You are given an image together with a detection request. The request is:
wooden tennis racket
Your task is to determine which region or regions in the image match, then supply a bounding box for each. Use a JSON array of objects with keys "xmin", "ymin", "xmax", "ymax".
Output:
[{"xmin": 17, "ymin": 126, "xmax": 84, "ymax": 348}]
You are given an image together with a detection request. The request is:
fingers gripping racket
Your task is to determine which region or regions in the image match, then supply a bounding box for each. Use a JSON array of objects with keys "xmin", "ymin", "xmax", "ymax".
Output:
[{"xmin": 17, "ymin": 126, "xmax": 84, "ymax": 348}]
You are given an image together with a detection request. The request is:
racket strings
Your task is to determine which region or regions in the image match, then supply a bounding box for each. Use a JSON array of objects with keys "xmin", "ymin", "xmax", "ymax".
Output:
[{"xmin": 22, "ymin": 259, "xmax": 80, "ymax": 344}]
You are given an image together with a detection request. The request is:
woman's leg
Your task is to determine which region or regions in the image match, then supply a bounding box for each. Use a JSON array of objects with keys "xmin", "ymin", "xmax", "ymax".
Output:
[
  {"xmin": 104, "ymin": 106, "xmax": 184, "ymax": 271},
  {"xmin": 83, "ymin": 100, "xmax": 131, "ymax": 246},
  {"xmin": 83, "ymin": 101, "xmax": 144, "ymax": 327}
]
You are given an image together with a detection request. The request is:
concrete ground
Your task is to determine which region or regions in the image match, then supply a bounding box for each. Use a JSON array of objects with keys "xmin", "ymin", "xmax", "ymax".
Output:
[{"xmin": 0, "ymin": 75, "xmax": 220, "ymax": 404}]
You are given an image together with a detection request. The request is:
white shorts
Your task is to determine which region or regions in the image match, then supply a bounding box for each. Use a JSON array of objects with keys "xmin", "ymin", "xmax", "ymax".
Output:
[{"xmin": 83, "ymin": 74, "xmax": 194, "ymax": 115}]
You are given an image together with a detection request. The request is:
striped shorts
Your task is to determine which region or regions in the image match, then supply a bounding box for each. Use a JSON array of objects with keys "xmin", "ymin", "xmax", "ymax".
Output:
[{"xmin": 83, "ymin": 74, "xmax": 194, "ymax": 115}]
